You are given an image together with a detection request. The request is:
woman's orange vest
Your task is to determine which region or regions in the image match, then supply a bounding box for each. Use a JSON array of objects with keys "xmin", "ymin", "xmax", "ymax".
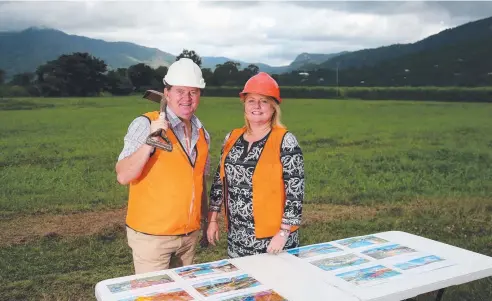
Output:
[
  {"xmin": 219, "ymin": 125, "xmax": 300, "ymax": 239},
  {"xmin": 126, "ymin": 111, "xmax": 208, "ymax": 236}
]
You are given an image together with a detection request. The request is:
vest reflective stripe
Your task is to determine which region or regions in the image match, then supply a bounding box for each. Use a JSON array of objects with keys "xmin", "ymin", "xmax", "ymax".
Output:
[
  {"xmin": 219, "ymin": 126, "xmax": 300, "ymax": 238},
  {"xmin": 126, "ymin": 111, "xmax": 208, "ymax": 235}
]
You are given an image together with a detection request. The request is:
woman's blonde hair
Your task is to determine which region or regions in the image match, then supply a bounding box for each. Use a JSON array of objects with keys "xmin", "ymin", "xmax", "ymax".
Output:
[{"xmin": 244, "ymin": 95, "xmax": 284, "ymax": 133}]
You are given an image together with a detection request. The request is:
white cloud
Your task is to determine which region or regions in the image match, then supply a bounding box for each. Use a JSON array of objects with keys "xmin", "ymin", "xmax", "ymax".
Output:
[{"xmin": 0, "ymin": 1, "xmax": 490, "ymax": 66}]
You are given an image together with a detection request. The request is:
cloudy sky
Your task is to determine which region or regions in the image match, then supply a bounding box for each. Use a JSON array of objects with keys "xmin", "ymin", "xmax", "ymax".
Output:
[{"xmin": 1, "ymin": 1, "xmax": 491, "ymax": 66}]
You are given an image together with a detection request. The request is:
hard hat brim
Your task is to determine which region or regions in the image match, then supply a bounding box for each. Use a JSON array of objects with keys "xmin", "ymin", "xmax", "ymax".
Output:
[
  {"xmin": 163, "ymin": 78, "xmax": 206, "ymax": 89},
  {"xmin": 239, "ymin": 91, "xmax": 281, "ymax": 104}
]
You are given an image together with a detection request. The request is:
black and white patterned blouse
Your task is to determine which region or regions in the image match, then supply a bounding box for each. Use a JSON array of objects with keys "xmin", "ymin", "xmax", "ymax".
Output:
[{"xmin": 209, "ymin": 130, "xmax": 305, "ymax": 258}]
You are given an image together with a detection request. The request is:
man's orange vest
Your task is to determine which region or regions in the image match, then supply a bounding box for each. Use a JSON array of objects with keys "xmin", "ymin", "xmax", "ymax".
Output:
[
  {"xmin": 126, "ymin": 111, "xmax": 208, "ymax": 236},
  {"xmin": 219, "ymin": 125, "xmax": 300, "ymax": 238}
]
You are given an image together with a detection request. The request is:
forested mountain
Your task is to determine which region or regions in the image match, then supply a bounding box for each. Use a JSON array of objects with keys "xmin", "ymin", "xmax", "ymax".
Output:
[
  {"xmin": 0, "ymin": 27, "xmax": 175, "ymax": 76},
  {"xmin": 318, "ymin": 16, "xmax": 492, "ymax": 70},
  {"xmin": 1, "ymin": 15, "xmax": 492, "ymax": 89}
]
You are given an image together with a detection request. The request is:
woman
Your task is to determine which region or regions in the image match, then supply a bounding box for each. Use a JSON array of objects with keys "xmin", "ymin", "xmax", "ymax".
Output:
[{"xmin": 207, "ymin": 72, "xmax": 305, "ymax": 258}]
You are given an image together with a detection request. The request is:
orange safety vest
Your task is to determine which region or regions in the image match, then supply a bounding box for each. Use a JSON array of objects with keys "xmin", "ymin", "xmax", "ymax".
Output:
[
  {"xmin": 126, "ymin": 111, "xmax": 208, "ymax": 235},
  {"xmin": 219, "ymin": 125, "xmax": 300, "ymax": 238}
]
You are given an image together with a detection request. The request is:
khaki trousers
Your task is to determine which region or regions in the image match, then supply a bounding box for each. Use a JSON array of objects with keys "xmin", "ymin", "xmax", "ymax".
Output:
[{"xmin": 126, "ymin": 227, "xmax": 200, "ymax": 274}]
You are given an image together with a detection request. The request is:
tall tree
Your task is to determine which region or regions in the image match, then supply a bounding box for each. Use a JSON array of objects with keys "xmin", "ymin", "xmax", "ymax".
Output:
[
  {"xmin": 9, "ymin": 72, "xmax": 35, "ymax": 86},
  {"xmin": 246, "ymin": 64, "xmax": 259, "ymax": 76},
  {"xmin": 213, "ymin": 61, "xmax": 240, "ymax": 86},
  {"xmin": 0, "ymin": 69, "xmax": 5, "ymax": 85},
  {"xmin": 154, "ymin": 66, "xmax": 168, "ymax": 79},
  {"xmin": 201, "ymin": 68, "xmax": 215, "ymax": 86},
  {"xmin": 106, "ymin": 70, "xmax": 133, "ymax": 95},
  {"xmin": 35, "ymin": 52, "xmax": 107, "ymax": 96},
  {"xmin": 152, "ymin": 66, "xmax": 168, "ymax": 90},
  {"xmin": 176, "ymin": 49, "xmax": 202, "ymax": 67},
  {"xmin": 127, "ymin": 63, "xmax": 155, "ymax": 91},
  {"xmin": 237, "ymin": 64, "xmax": 260, "ymax": 84}
]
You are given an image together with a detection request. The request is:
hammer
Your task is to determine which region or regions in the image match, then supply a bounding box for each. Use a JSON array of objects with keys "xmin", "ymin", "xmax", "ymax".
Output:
[{"xmin": 142, "ymin": 90, "xmax": 173, "ymax": 152}]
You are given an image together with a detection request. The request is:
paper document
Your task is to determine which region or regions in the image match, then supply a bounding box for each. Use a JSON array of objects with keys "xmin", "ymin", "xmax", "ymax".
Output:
[
  {"xmin": 336, "ymin": 264, "xmax": 402, "ymax": 287},
  {"xmin": 175, "ymin": 260, "xmax": 240, "ymax": 280},
  {"xmin": 286, "ymin": 242, "xmax": 343, "ymax": 259},
  {"xmin": 107, "ymin": 274, "xmax": 175, "ymax": 294},
  {"xmin": 335, "ymin": 235, "xmax": 389, "ymax": 249},
  {"xmin": 117, "ymin": 286, "xmax": 195, "ymax": 301}
]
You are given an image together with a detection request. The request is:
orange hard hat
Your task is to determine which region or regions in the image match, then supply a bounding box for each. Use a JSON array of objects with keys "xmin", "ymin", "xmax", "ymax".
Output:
[{"xmin": 239, "ymin": 72, "xmax": 282, "ymax": 104}]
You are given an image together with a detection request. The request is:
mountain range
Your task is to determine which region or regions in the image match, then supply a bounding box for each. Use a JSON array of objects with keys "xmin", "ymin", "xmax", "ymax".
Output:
[
  {"xmin": 320, "ymin": 15, "xmax": 492, "ymax": 71},
  {"xmin": 0, "ymin": 27, "xmax": 348, "ymax": 77},
  {"xmin": 0, "ymin": 15, "xmax": 491, "ymax": 79}
]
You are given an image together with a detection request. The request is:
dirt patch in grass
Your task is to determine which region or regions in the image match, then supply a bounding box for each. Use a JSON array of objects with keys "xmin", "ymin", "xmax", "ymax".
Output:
[
  {"xmin": 1, "ymin": 204, "xmax": 380, "ymax": 247},
  {"xmin": 0, "ymin": 208, "xmax": 127, "ymax": 247},
  {"xmin": 2, "ymin": 198, "xmax": 489, "ymax": 247},
  {"xmin": 0, "ymin": 204, "xmax": 383, "ymax": 247}
]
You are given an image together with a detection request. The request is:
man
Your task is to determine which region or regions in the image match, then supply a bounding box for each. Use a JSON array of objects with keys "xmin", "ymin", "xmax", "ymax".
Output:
[{"xmin": 115, "ymin": 58, "xmax": 210, "ymax": 274}]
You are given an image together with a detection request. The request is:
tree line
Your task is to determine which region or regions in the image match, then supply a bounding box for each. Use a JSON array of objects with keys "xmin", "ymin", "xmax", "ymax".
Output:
[
  {"xmin": 0, "ymin": 50, "xmax": 263, "ymax": 97},
  {"xmin": 1, "ymin": 46, "xmax": 491, "ymax": 98}
]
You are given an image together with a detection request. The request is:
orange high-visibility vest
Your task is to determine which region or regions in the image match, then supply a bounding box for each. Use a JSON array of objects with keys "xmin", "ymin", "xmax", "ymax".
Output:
[
  {"xmin": 219, "ymin": 125, "xmax": 300, "ymax": 238},
  {"xmin": 126, "ymin": 111, "xmax": 208, "ymax": 235}
]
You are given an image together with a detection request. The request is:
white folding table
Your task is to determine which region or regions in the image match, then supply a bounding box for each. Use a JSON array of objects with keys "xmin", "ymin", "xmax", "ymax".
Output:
[{"xmin": 95, "ymin": 231, "xmax": 492, "ymax": 301}]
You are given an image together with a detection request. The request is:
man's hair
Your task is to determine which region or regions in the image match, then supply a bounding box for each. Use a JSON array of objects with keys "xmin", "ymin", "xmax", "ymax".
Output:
[{"xmin": 163, "ymin": 80, "xmax": 173, "ymax": 91}]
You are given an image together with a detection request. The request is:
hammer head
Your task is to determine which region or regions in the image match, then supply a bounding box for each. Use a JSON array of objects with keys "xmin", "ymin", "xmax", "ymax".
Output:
[{"xmin": 142, "ymin": 90, "xmax": 163, "ymax": 104}]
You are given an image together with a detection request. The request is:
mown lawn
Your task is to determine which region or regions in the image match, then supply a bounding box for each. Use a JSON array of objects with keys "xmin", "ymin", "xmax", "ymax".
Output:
[{"xmin": 0, "ymin": 96, "xmax": 491, "ymax": 300}]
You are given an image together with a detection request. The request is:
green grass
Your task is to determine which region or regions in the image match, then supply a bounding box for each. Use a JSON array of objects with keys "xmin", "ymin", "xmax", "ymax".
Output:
[
  {"xmin": 1, "ymin": 96, "xmax": 491, "ymax": 300},
  {"xmin": 1, "ymin": 96, "xmax": 491, "ymax": 214},
  {"xmin": 1, "ymin": 204, "xmax": 490, "ymax": 300}
]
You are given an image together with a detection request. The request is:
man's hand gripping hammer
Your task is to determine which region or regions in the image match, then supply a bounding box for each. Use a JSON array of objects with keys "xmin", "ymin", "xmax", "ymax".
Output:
[{"xmin": 142, "ymin": 90, "xmax": 173, "ymax": 152}]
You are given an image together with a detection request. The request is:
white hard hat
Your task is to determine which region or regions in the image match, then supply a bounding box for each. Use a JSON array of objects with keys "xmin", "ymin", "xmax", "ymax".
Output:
[{"xmin": 163, "ymin": 58, "xmax": 206, "ymax": 89}]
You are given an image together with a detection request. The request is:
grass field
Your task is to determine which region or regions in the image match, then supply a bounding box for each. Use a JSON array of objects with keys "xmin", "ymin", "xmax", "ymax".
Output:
[{"xmin": 0, "ymin": 96, "xmax": 491, "ymax": 300}]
